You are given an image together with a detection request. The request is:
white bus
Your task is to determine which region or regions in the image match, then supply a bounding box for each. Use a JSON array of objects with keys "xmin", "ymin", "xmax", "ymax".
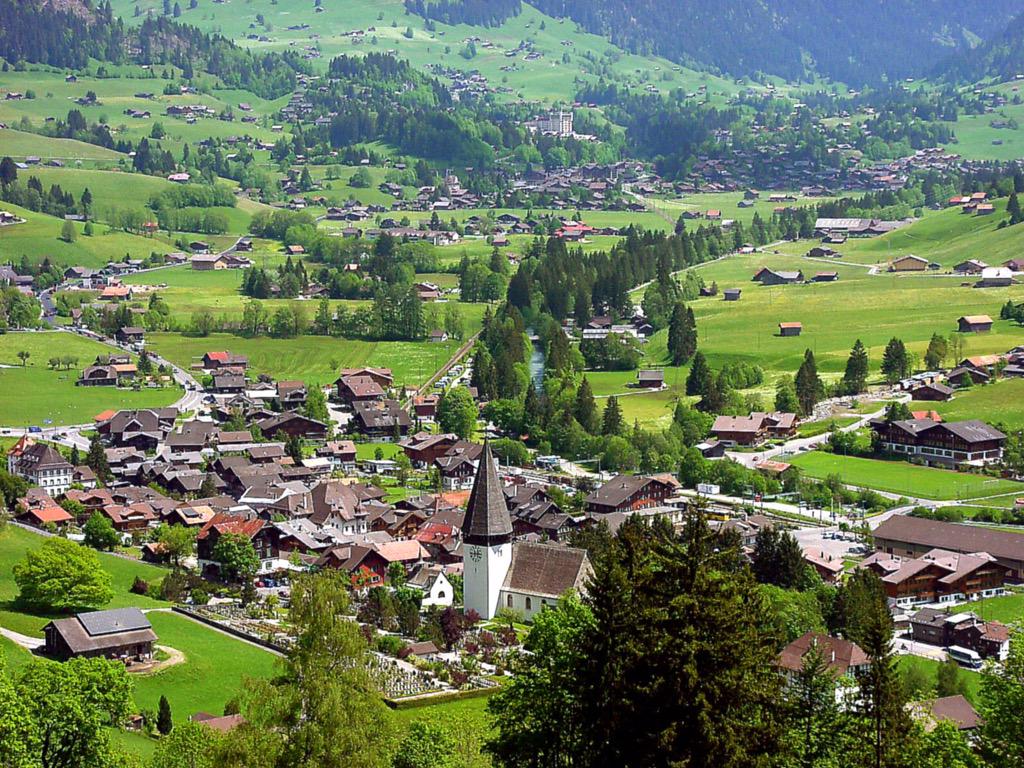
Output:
[{"xmin": 947, "ymin": 645, "xmax": 983, "ymax": 670}]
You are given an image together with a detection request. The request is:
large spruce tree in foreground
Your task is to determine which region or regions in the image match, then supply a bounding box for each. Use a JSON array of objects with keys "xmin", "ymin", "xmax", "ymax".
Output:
[{"xmin": 489, "ymin": 510, "xmax": 784, "ymax": 768}]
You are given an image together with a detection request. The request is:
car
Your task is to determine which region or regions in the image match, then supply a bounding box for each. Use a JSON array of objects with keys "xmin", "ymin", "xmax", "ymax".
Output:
[{"xmin": 28, "ymin": 426, "xmax": 42, "ymax": 433}]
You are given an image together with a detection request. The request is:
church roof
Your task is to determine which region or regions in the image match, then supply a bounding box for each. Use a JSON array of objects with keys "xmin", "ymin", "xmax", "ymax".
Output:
[
  {"xmin": 502, "ymin": 542, "xmax": 590, "ymax": 598},
  {"xmin": 461, "ymin": 442, "xmax": 512, "ymax": 545}
]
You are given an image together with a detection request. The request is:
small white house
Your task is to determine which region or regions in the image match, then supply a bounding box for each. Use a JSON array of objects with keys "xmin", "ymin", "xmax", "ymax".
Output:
[{"xmin": 407, "ymin": 564, "xmax": 454, "ymax": 608}]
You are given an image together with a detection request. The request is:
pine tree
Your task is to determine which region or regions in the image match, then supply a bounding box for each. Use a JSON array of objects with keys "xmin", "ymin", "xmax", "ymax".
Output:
[
  {"xmin": 668, "ymin": 302, "xmax": 698, "ymax": 366},
  {"xmin": 685, "ymin": 351, "xmax": 711, "ymax": 396},
  {"xmin": 775, "ymin": 377, "xmax": 799, "ymax": 413},
  {"xmin": 851, "ymin": 571, "xmax": 915, "ymax": 768},
  {"xmin": 602, "ymin": 395, "xmax": 623, "ymax": 436},
  {"xmin": 86, "ymin": 434, "xmax": 111, "ymax": 485},
  {"xmin": 1009, "ymin": 190, "xmax": 1023, "ymax": 225},
  {"xmin": 157, "ymin": 694, "xmax": 173, "ymax": 735},
  {"xmin": 574, "ymin": 377, "xmax": 599, "ymax": 434},
  {"xmin": 924, "ymin": 333, "xmax": 948, "ymax": 371},
  {"xmin": 667, "ymin": 302, "xmax": 687, "ymax": 365},
  {"xmin": 880, "ymin": 337, "xmax": 909, "ymax": 384},
  {"xmin": 794, "ymin": 349, "xmax": 823, "ymax": 417},
  {"xmin": 842, "ymin": 339, "xmax": 869, "ymax": 394}
]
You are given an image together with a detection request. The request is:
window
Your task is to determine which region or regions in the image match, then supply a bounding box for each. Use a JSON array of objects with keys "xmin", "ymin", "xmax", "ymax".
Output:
[
  {"xmin": 507, "ymin": 595, "xmax": 513, "ymax": 608},
  {"xmin": 525, "ymin": 597, "xmax": 532, "ymax": 610},
  {"xmin": 437, "ymin": 590, "xmax": 445, "ymax": 599}
]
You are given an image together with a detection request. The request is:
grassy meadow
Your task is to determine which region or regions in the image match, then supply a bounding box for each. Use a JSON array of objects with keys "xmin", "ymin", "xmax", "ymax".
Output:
[
  {"xmin": 145, "ymin": 331, "xmax": 462, "ymax": 387},
  {"xmin": 0, "ymin": 202, "xmax": 174, "ymax": 269},
  {"xmin": 786, "ymin": 452, "xmax": 1023, "ymax": 500},
  {"xmin": 0, "ymin": 332, "xmax": 181, "ymax": 426},
  {"xmin": 931, "ymin": 378, "xmax": 1024, "ymax": 431},
  {"xmin": 0, "ymin": 526, "xmax": 170, "ymax": 637}
]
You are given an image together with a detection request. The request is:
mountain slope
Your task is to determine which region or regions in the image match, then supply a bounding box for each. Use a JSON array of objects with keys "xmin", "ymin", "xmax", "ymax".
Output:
[
  {"xmin": 524, "ymin": 0, "xmax": 1021, "ymax": 84},
  {"xmin": 937, "ymin": 11, "xmax": 1024, "ymax": 83}
]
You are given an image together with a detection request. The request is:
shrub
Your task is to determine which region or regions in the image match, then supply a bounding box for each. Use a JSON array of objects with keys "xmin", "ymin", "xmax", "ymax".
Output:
[{"xmin": 130, "ymin": 576, "xmax": 150, "ymax": 595}]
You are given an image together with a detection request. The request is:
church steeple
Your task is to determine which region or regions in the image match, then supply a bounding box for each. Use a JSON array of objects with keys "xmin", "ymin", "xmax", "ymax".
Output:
[{"xmin": 461, "ymin": 441, "xmax": 512, "ymax": 546}]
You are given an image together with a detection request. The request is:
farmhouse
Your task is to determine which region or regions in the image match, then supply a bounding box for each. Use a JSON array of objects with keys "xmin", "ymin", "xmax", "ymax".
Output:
[
  {"xmin": 778, "ymin": 322, "xmax": 802, "ymax": 337},
  {"xmin": 635, "ymin": 369, "xmax": 665, "ymax": 389},
  {"xmin": 351, "ymin": 400, "xmax": 412, "ymax": 437},
  {"xmin": 202, "ymin": 351, "xmax": 248, "ymax": 371},
  {"xmin": 191, "ymin": 253, "xmax": 228, "ymax": 270},
  {"xmin": 753, "ymin": 267, "xmax": 803, "ymax": 285},
  {"xmin": 874, "ymin": 516, "xmax": 1024, "ymax": 580},
  {"xmin": 889, "ymin": 255, "xmax": 929, "ymax": 272},
  {"xmin": 43, "ymin": 608, "xmax": 156, "ymax": 662},
  {"xmin": 870, "ymin": 417, "xmax": 1005, "ymax": 467},
  {"xmin": 860, "ymin": 548, "xmax": 1008, "ymax": 607},
  {"xmin": 977, "ymin": 267, "xmax": 1014, "ymax": 288},
  {"xmin": 947, "ymin": 366, "xmax": 990, "ymax": 387},
  {"xmin": 953, "ymin": 260, "xmax": 987, "ymax": 275},
  {"xmin": 777, "ymin": 632, "xmax": 869, "ymax": 693},
  {"xmin": 957, "ymin": 315, "xmax": 993, "ymax": 333},
  {"xmin": 909, "ymin": 382, "xmax": 954, "ymax": 402},
  {"xmin": 710, "ymin": 412, "xmax": 797, "ymax": 446},
  {"xmin": 909, "ymin": 607, "xmax": 1010, "ymax": 661}
]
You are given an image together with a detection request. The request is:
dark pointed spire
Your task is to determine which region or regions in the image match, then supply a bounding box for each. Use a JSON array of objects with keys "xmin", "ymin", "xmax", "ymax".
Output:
[{"xmin": 462, "ymin": 441, "xmax": 512, "ymax": 545}]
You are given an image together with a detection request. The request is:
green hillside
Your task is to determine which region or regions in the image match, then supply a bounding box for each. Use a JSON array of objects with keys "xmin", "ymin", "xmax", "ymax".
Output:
[
  {"xmin": 104, "ymin": 0, "xmax": 742, "ymax": 104},
  {"xmin": 0, "ymin": 202, "xmax": 174, "ymax": 268}
]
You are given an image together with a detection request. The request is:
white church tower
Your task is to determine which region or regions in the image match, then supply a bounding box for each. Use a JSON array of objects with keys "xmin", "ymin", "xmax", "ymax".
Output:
[{"xmin": 461, "ymin": 442, "xmax": 513, "ymax": 620}]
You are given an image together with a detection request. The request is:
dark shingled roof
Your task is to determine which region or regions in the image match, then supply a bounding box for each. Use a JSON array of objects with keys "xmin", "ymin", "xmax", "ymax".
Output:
[
  {"xmin": 502, "ymin": 542, "xmax": 590, "ymax": 598},
  {"xmin": 46, "ymin": 608, "xmax": 157, "ymax": 654},
  {"xmin": 462, "ymin": 442, "xmax": 512, "ymax": 545},
  {"xmin": 874, "ymin": 516, "xmax": 1024, "ymax": 563}
]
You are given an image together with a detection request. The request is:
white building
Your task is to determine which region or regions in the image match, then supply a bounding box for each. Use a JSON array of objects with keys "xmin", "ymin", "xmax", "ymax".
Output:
[
  {"xmin": 6, "ymin": 437, "xmax": 74, "ymax": 495},
  {"xmin": 461, "ymin": 443, "xmax": 590, "ymax": 621}
]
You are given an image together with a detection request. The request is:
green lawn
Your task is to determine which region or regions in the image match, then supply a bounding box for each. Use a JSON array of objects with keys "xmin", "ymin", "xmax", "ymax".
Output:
[
  {"xmin": 897, "ymin": 655, "xmax": 982, "ymax": 704},
  {"xmin": 951, "ymin": 591, "xmax": 1024, "ymax": 625},
  {"xmin": 132, "ymin": 611, "xmax": 278, "ymax": 721},
  {"xmin": 0, "ymin": 526, "xmax": 170, "ymax": 637},
  {"xmin": 0, "ymin": 128, "xmax": 125, "ymax": 161},
  {"xmin": 796, "ymin": 416, "xmax": 859, "ymax": 438},
  {"xmin": 932, "ymin": 378, "xmax": 1024, "ymax": 431},
  {"xmin": 787, "ymin": 452, "xmax": 1024, "ymax": 501},
  {"xmin": 0, "ymin": 332, "xmax": 181, "ymax": 426},
  {"xmin": 784, "ymin": 200, "xmax": 1019, "ymax": 270},
  {"xmin": 674, "ymin": 250, "xmax": 1024, "ymax": 380},
  {"xmin": 146, "ymin": 331, "xmax": 459, "ymax": 389},
  {"xmin": 0, "ymin": 202, "xmax": 175, "ymax": 269}
]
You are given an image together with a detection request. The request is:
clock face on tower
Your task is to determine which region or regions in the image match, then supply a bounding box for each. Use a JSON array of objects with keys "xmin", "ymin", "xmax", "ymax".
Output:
[{"xmin": 468, "ymin": 547, "xmax": 482, "ymax": 562}]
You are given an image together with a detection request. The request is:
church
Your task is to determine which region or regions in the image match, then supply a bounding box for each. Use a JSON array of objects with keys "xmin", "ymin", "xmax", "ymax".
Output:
[{"xmin": 461, "ymin": 442, "xmax": 591, "ymax": 621}]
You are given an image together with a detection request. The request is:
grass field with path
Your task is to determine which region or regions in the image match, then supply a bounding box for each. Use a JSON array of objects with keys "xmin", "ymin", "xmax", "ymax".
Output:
[
  {"xmin": 132, "ymin": 611, "xmax": 278, "ymax": 721},
  {"xmin": 787, "ymin": 452, "xmax": 1024, "ymax": 500},
  {"xmin": 0, "ymin": 332, "xmax": 181, "ymax": 426}
]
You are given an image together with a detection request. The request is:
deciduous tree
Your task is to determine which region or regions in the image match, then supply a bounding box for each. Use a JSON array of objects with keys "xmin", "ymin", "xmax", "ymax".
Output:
[{"xmin": 13, "ymin": 538, "xmax": 113, "ymax": 609}]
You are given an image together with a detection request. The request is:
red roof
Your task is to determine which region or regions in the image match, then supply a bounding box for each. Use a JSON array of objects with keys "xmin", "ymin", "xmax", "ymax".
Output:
[
  {"xmin": 205, "ymin": 351, "xmax": 229, "ymax": 362},
  {"xmin": 198, "ymin": 513, "xmax": 265, "ymax": 540},
  {"xmin": 26, "ymin": 506, "xmax": 73, "ymax": 524}
]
